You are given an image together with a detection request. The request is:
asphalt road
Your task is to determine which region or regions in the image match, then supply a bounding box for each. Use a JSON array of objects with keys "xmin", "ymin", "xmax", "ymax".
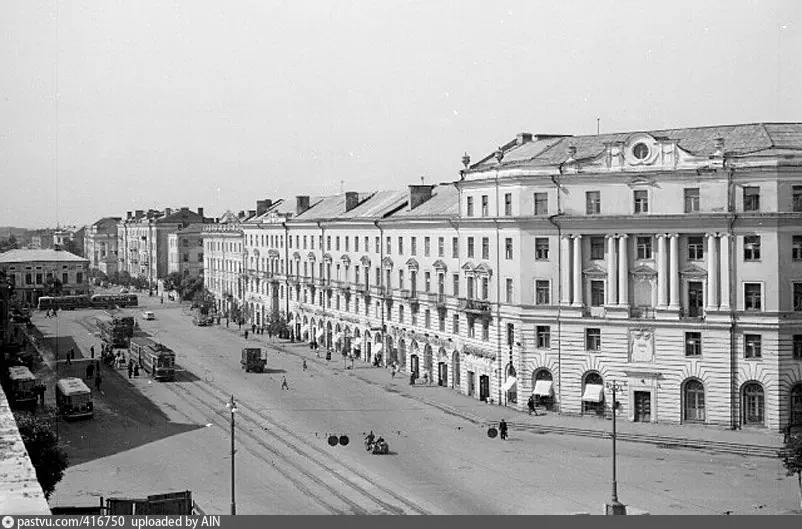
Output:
[{"xmin": 39, "ymin": 298, "xmax": 800, "ymax": 515}]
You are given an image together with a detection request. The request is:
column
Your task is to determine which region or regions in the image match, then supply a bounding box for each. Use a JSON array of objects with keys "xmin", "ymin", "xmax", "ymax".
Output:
[
  {"xmin": 706, "ymin": 233, "xmax": 719, "ymax": 311},
  {"xmin": 606, "ymin": 235, "xmax": 617, "ymax": 305},
  {"xmin": 656, "ymin": 234, "xmax": 668, "ymax": 308},
  {"xmin": 572, "ymin": 235, "xmax": 583, "ymax": 307},
  {"xmin": 617, "ymin": 235, "xmax": 629, "ymax": 306},
  {"xmin": 560, "ymin": 235, "xmax": 572, "ymax": 305},
  {"xmin": 669, "ymin": 234, "xmax": 680, "ymax": 309},
  {"xmin": 719, "ymin": 233, "xmax": 731, "ymax": 310}
]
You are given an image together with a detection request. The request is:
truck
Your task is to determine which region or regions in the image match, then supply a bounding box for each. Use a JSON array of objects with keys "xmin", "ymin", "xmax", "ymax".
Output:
[{"xmin": 241, "ymin": 348, "xmax": 267, "ymax": 373}]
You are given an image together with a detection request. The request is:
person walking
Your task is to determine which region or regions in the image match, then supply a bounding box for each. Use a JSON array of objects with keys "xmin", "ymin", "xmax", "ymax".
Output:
[
  {"xmin": 527, "ymin": 395, "xmax": 536, "ymax": 415},
  {"xmin": 244, "ymin": 330, "xmax": 249, "ymax": 340},
  {"xmin": 66, "ymin": 348, "xmax": 73, "ymax": 365},
  {"xmin": 390, "ymin": 365, "xmax": 396, "ymax": 379},
  {"xmin": 281, "ymin": 376, "xmax": 289, "ymax": 390},
  {"xmin": 90, "ymin": 345, "xmax": 95, "ymax": 359},
  {"xmin": 499, "ymin": 419, "xmax": 508, "ymax": 441},
  {"xmin": 94, "ymin": 372, "xmax": 102, "ymax": 394},
  {"xmin": 251, "ymin": 323, "xmax": 256, "ymax": 334},
  {"xmin": 302, "ymin": 359, "xmax": 307, "ymax": 371},
  {"xmin": 133, "ymin": 364, "xmax": 140, "ymax": 377},
  {"xmin": 128, "ymin": 362, "xmax": 133, "ymax": 379}
]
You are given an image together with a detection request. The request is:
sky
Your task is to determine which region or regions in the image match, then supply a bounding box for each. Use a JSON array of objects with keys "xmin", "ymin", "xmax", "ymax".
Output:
[{"xmin": 1, "ymin": 0, "xmax": 801, "ymax": 229}]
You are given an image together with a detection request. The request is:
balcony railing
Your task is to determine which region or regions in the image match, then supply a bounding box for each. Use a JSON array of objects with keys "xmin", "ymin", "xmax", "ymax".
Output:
[
  {"xmin": 426, "ymin": 292, "xmax": 447, "ymax": 306},
  {"xmin": 398, "ymin": 288, "xmax": 412, "ymax": 299},
  {"xmin": 583, "ymin": 306, "xmax": 606, "ymax": 319},
  {"xmin": 679, "ymin": 307, "xmax": 705, "ymax": 321},
  {"xmin": 372, "ymin": 285, "xmax": 391, "ymax": 298},
  {"xmin": 458, "ymin": 298, "xmax": 491, "ymax": 314},
  {"xmin": 355, "ymin": 283, "xmax": 367, "ymax": 293},
  {"xmin": 630, "ymin": 306, "xmax": 656, "ymax": 320}
]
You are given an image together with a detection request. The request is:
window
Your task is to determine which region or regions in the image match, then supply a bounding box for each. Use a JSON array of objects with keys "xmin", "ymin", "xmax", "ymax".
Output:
[
  {"xmin": 636, "ymin": 236, "xmax": 652, "ymax": 259},
  {"xmin": 535, "ymin": 280, "xmax": 550, "ymax": 305},
  {"xmin": 590, "ymin": 237, "xmax": 605, "ymax": 260},
  {"xmin": 343, "ymin": 237, "xmax": 348, "ymax": 252},
  {"xmin": 744, "ymin": 283, "xmax": 762, "ymax": 311},
  {"xmin": 398, "ymin": 237, "xmax": 404, "ymax": 255},
  {"xmin": 481, "ymin": 320, "xmax": 490, "ymax": 341},
  {"xmin": 586, "ymin": 328, "xmax": 601, "ymax": 352},
  {"xmin": 36, "ymin": 273, "xmax": 42, "ymax": 284},
  {"xmin": 76, "ymin": 272, "xmax": 83, "ymax": 284},
  {"xmin": 684, "ymin": 188, "xmax": 700, "ymax": 213},
  {"xmin": 633, "ymin": 190, "xmax": 649, "ymax": 213},
  {"xmin": 424, "ymin": 271, "xmax": 431, "ymax": 292},
  {"xmin": 505, "ymin": 278, "xmax": 513, "ymax": 303},
  {"xmin": 590, "ymin": 280, "xmax": 605, "ymax": 307},
  {"xmin": 452, "ymin": 274, "xmax": 460, "ymax": 297},
  {"xmin": 354, "ymin": 237, "xmax": 359, "ymax": 252},
  {"xmin": 438, "ymin": 237, "xmax": 444, "ymax": 257},
  {"xmin": 793, "ymin": 236, "xmax": 802, "ymax": 261},
  {"xmin": 794, "ymin": 335, "xmax": 802, "ymax": 359},
  {"xmin": 794, "ymin": 186, "xmax": 802, "ymax": 212},
  {"xmin": 481, "ymin": 237, "xmax": 489, "ymax": 260},
  {"xmin": 744, "ymin": 334, "xmax": 762, "ymax": 358},
  {"xmin": 424, "ymin": 237, "xmax": 430, "ymax": 257},
  {"xmin": 375, "ymin": 237, "xmax": 380, "ymax": 253},
  {"xmin": 425, "ymin": 309, "xmax": 431, "ymax": 329},
  {"xmin": 439, "ymin": 312, "xmax": 446, "ymax": 332},
  {"xmin": 399, "ymin": 304, "xmax": 404, "ymax": 323},
  {"xmin": 744, "ymin": 236, "xmax": 761, "ymax": 261},
  {"xmin": 504, "ymin": 193, "xmax": 512, "ymax": 216},
  {"xmin": 743, "ymin": 186, "xmax": 760, "ymax": 212},
  {"xmin": 794, "ymin": 282, "xmax": 802, "ymax": 312},
  {"xmin": 505, "ymin": 238, "xmax": 513, "ymax": 260},
  {"xmin": 481, "ymin": 195, "xmax": 489, "ymax": 217},
  {"xmin": 452, "ymin": 314, "xmax": 459, "ymax": 334},
  {"xmin": 327, "ymin": 236, "xmax": 331, "ymax": 251},
  {"xmin": 62, "ymin": 272, "xmax": 68, "ymax": 283},
  {"xmin": 685, "ymin": 332, "xmax": 702, "ymax": 356},
  {"xmin": 466, "ymin": 196, "xmax": 474, "ymax": 217},
  {"xmin": 467, "ymin": 317, "xmax": 475, "ymax": 338},
  {"xmin": 467, "ymin": 237, "xmax": 475, "ymax": 258},
  {"xmin": 535, "ymin": 238, "xmax": 549, "ymax": 260},
  {"xmin": 183, "ymin": 254, "xmax": 189, "ymax": 262},
  {"xmin": 452, "ymin": 237, "xmax": 459, "ymax": 258},
  {"xmin": 386, "ymin": 237, "xmax": 391, "ymax": 254},
  {"xmin": 398, "ymin": 270, "xmax": 405, "ymax": 290},
  {"xmin": 534, "ymin": 193, "xmax": 548, "ymax": 215},
  {"xmin": 411, "ymin": 237, "xmax": 417, "ymax": 256},
  {"xmin": 586, "ymin": 191, "xmax": 601, "ymax": 215},
  {"xmin": 742, "ymin": 383, "xmax": 765, "ymax": 425},
  {"xmin": 684, "ymin": 380, "xmax": 706, "ymax": 422},
  {"xmin": 481, "ymin": 277, "xmax": 489, "ymax": 300},
  {"xmin": 536, "ymin": 326, "xmax": 551, "ymax": 349},
  {"xmin": 688, "ymin": 236, "xmax": 704, "ymax": 260},
  {"xmin": 506, "ymin": 323, "xmax": 514, "ymax": 348}
]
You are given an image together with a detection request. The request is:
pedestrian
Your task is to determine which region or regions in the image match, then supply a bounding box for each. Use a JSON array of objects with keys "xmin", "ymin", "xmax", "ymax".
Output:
[
  {"xmin": 86, "ymin": 363, "xmax": 94, "ymax": 380},
  {"xmin": 391, "ymin": 365, "xmax": 396, "ymax": 379},
  {"xmin": 244, "ymin": 330, "xmax": 249, "ymax": 340},
  {"xmin": 238, "ymin": 320, "xmax": 242, "ymax": 330},
  {"xmin": 66, "ymin": 348, "xmax": 73, "ymax": 365},
  {"xmin": 527, "ymin": 395, "xmax": 536, "ymax": 415},
  {"xmin": 90, "ymin": 345, "xmax": 95, "ymax": 359},
  {"xmin": 281, "ymin": 376, "xmax": 289, "ymax": 390},
  {"xmin": 252, "ymin": 323, "xmax": 256, "ymax": 334},
  {"xmin": 302, "ymin": 359, "xmax": 307, "ymax": 371},
  {"xmin": 94, "ymin": 372, "xmax": 102, "ymax": 393},
  {"xmin": 499, "ymin": 419, "xmax": 508, "ymax": 441},
  {"xmin": 133, "ymin": 364, "xmax": 140, "ymax": 377},
  {"xmin": 226, "ymin": 318, "xmax": 229, "ymax": 328},
  {"xmin": 36, "ymin": 384, "xmax": 46, "ymax": 405},
  {"xmin": 409, "ymin": 373, "xmax": 415, "ymax": 386},
  {"xmin": 44, "ymin": 309, "xmax": 50, "ymax": 318},
  {"xmin": 325, "ymin": 349, "xmax": 331, "ymax": 361},
  {"xmin": 128, "ymin": 362, "xmax": 133, "ymax": 379}
]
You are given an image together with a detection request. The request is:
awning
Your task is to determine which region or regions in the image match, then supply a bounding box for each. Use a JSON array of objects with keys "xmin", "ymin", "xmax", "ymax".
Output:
[
  {"xmin": 533, "ymin": 380, "xmax": 553, "ymax": 397},
  {"xmin": 582, "ymin": 384, "xmax": 605, "ymax": 403},
  {"xmin": 501, "ymin": 376, "xmax": 517, "ymax": 392}
]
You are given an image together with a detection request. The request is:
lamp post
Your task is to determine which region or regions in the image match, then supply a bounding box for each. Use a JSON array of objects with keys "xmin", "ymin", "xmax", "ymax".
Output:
[
  {"xmin": 227, "ymin": 395, "xmax": 237, "ymax": 515},
  {"xmin": 605, "ymin": 380, "xmax": 627, "ymax": 515}
]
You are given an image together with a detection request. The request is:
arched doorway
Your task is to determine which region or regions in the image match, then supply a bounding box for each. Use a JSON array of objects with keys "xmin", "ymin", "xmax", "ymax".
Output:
[
  {"xmin": 682, "ymin": 378, "xmax": 705, "ymax": 423},
  {"xmin": 582, "ymin": 372, "xmax": 605, "ymax": 416},
  {"xmin": 791, "ymin": 384, "xmax": 802, "ymax": 426},
  {"xmin": 504, "ymin": 363, "xmax": 517, "ymax": 405},
  {"xmin": 741, "ymin": 382, "xmax": 765, "ymax": 426},
  {"xmin": 353, "ymin": 328, "xmax": 361, "ymax": 360},
  {"xmin": 326, "ymin": 321, "xmax": 333, "ymax": 350},
  {"xmin": 408, "ymin": 341, "xmax": 419, "ymax": 378},
  {"xmin": 437, "ymin": 347, "xmax": 448, "ymax": 386},
  {"xmin": 452, "ymin": 351, "xmax": 461, "ymax": 390},
  {"xmin": 423, "ymin": 344, "xmax": 433, "ymax": 381},
  {"xmin": 365, "ymin": 331, "xmax": 372, "ymax": 362},
  {"xmin": 397, "ymin": 338, "xmax": 406, "ymax": 368},
  {"xmin": 532, "ymin": 369, "xmax": 554, "ymax": 410},
  {"xmin": 385, "ymin": 335, "xmax": 394, "ymax": 365}
]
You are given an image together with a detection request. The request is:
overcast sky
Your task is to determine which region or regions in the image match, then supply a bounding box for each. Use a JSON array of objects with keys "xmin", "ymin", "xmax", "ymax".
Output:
[{"xmin": 1, "ymin": 0, "xmax": 800, "ymax": 229}]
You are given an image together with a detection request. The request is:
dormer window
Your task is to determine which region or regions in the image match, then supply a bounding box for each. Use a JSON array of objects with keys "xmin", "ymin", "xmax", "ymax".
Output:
[{"xmin": 633, "ymin": 143, "xmax": 649, "ymax": 160}]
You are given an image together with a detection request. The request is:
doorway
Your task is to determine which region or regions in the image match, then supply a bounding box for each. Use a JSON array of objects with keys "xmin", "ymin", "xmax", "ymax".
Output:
[
  {"xmin": 438, "ymin": 362, "xmax": 447, "ymax": 386},
  {"xmin": 687, "ymin": 281, "xmax": 704, "ymax": 317},
  {"xmin": 409, "ymin": 355, "xmax": 419, "ymax": 378},
  {"xmin": 633, "ymin": 391, "xmax": 651, "ymax": 422},
  {"xmin": 467, "ymin": 371, "xmax": 475, "ymax": 396},
  {"xmin": 479, "ymin": 375, "xmax": 490, "ymax": 402}
]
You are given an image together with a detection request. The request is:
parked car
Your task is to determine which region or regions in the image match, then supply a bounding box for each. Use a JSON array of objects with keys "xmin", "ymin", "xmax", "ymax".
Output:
[
  {"xmin": 120, "ymin": 288, "xmax": 130, "ymax": 294},
  {"xmin": 141, "ymin": 311, "xmax": 155, "ymax": 320},
  {"xmin": 192, "ymin": 316, "xmax": 212, "ymax": 327}
]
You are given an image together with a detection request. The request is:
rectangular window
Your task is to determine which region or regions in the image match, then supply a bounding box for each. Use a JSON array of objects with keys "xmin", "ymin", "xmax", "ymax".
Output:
[
  {"xmin": 466, "ymin": 196, "xmax": 474, "ymax": 217},
  {"xmin": 354, "ymin": 237, "xmax": 359, "ymax": 252},
  {"xmin": 62, "ymin": 272, "xmax": 68, "ymax": 283},
  {"xmin": 344, "ymin": 237, "xmax": 349, "ymax": 252},
  {"xmin": 467, "ymin": 237, "xmax": 475, "ymax": 258},
  {"xmin": 792, "ymin": 236, "xmax": 802, "ymax": 260},
  {"xmin": 327, "ymin": 236, "xmax": 331, "ymax": 251},
  {"xmin": 481, "ymin": 277, "xmax": 489, "ymax": 300},
  {"xmin": 439, "ymin": 312, "xmax": 446, "ymax": 332},
  {"xmin": 636, "ymin": 236, "xmax": 652, "ymax": 260},
  {"xmin": 452, "ymin": 274, "xmax": 460, "ymax": 297},
  {"xmin": 410, "ymin": 237, "xmax": 417, "ymax": 256},
  {"xmin": 36, "ymin": 273, "xmax": 42, "ymax": 284},
  {"xmin": 452, "ymin": 314, "xmax": 459, "ymax": 334},
  {"xmin": 424, "ymin": 237, "xmax": 430, "ymax": 257},
  {"xmin": 506, "ymin": 323, "xmax": 514, "ymax": 348},
  {"xmin": 25, "ymin": 273, "xmax": 31, "ymax": 285},
  {"xmin": 586, "ymin": 191, "xmax": 601, "ymax": 215},
  {"xmin": 481, "ymin": 237, "xmax": 489, "ymax": 260},
  {"xmin": 590, "ymin": 280, "xmax": 605, "ymax": 307},
  {"xmin": 505, "ymin": 278, "xmax": 513, "ymax": 303},
  {"xmin": 504, "ymin": 193, "xmax": 512, "ymax": 216},
  {"xmin": 744, "ymin": 283, "xmax": 762, "ymax": 311},
  {"xmin": 743, "ymin": 186, "xmax": 760, "ymax": 212},
  {"xmin": 744, "ymin": 334, "xmax": 762, "ymax": 358},
  {"xmin": 794, "ymin": 282, "xmax": 802, "ymax": 312},
  {"xmin": 375, "ymin": 237, "xmax": 380, "ymax": 253},
  {"xmin": 452, "ymin": 237, "xmax": 459, "ymax": 259},
  {"xmin": 684, "ymin": 188, "xmax": 700, "ymax": 213},
  {"xmin": 398, "ymin": 237, "xmax": 404, "ymax": 255},
  {"xmin": 744, "ymin": 235, "xmax": 761, "ymax": 261},
  {"xmin": 688, "ymin": 236, "xmax": 704, "ymax": 260},
  {"xmin": 303, "ymin": 236, "xmax": 308, "ymax": 250},
  {"xmin": 794, "ymin": 186, "xmax": 802, "ymax": 212},
  {"xmin": 590, "ymin": 236, "xmax": 605, "ymax": 260},
  {"xmin": 685, "ymin": 332, "xmax": 702, "ymax": 356},
  {"xmin": 76, "ymin": 272, "xmax": 83, "ymax": 284},
  {"xmin": 585, "ymin": 328, "xmax": 601, "ymax": 352},
  {"xmin": 481, "ymin": 195, "xmax": 489, "ymax": 217},
  {"xmin": 424, "ymin": 271, "xmax": 431, "ymax": 292},
  {"xmin": 425, "ymin": 309, "xmax": 431, "ymax": 329},
  {"xmin": 535, "ymin": 280, "xmax": 550, "ymax": 305},
  {"xmin": 533, "ymin": 193, "xmax": 548, "ymax": 215},
  {"xmin": 467, "ymin": 317, "xmax": 475, "ymax": 338},
  {"xmin": 505, "ymin": 238, "xmax": 513, "ymax": 260},
  {"xmin": 535, "ymin": 238, "xmax": 550, "ymax": 260},
  {"xmin": 438, "ymin": 237, "xmax": 445, "ymax": 257},
  {"xmin": 398, "ymin": 270, "xmax": 405, "ymax": 290},
  {"xmin": 386, "ymin": 236, "xmax": 391, "ymax": 255},
  {"xmin": 536, "ymin": 326, "xmax": 551, "ymax": 349},
  {"xmin": 634, "ymin": 190, "xmax": 649, "ymax": 214},
  {"xmin": 482, "ymin": 320, "xmax": 490, "ymax": 341},
  {"xmin": 794, "ymin": 335, "xmax": 802, "ymax": 359}
]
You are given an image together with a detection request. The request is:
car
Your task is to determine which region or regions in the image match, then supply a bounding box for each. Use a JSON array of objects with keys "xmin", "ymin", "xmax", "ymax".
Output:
[
  {"xmin": 141, "ymin": 311, "xmax": 155, "ymax": 321},
  {"xmin": 120, "ymin": 288, "xmax": 130, "ymax": 294}
]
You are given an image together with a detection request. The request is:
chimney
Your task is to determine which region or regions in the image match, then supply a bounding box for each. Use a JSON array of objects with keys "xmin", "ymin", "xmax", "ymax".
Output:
[
  {"xmin": 127, "ymin": 211, "xmax": 133, "ymax": 220},
  {"xmin": 181, "ymin": 206, "xmax": 189, "ymax": 212},
  {"xmin": 238, "ymin": 210, "xmax": 246, "ymax": 219},
  {"xmin": 517, "ymin": 132, "xmax": 533, "ymax": 145},
  {"xmin": 345, "ymin": 192, "xmax": 360, "ymax": 212},
  {"xmin": 408, "ymin": 184, "xmax": 435, "ymax": 211},
  {"xmin": 135, "ymin": 210, "xmax": 144, "ymax": 217},
  {"xmin": 256, "ymin": 199, "xmax": 273, "ymax": 216},
  {"xmin": 164, "ymin": 208, "xmax": 172, "ymax": 216},
  {"xmin": 248, "ymin": 209, "xmax": 256, "ymax": 218},
  {"xmin": 197, "ymin": 207, "xmax": 204, "ymax": 217},
  {"xmin": 296, "ymin": 195, "xmax": 311, "ymax": 216}
]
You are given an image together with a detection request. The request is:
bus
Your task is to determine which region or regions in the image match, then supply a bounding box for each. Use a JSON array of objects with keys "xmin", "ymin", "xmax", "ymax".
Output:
[
  {"xmin": 129, "ymin": 336, "xmax": 176, "ymax": 381},
  {"xmin": 97, "ymin": 315, "xmax": 129, "ymax": 348},
  {"xmin": 56, "ymin": 377, "xmax": 93, "ymax": 419},
  {"xmin": 104, "ymin": 310, "xmax": 136, "ymax": 337},
  {"xmin": 37, "ymin": 295, "xmax": 91, "ymax": 311},
  {"xmin": 7, "ymin": 366, "xmax": 38, "ymax": 406},
  {"xmin": 90, "ymin": 294, "xmax": 138, "ymax": 309}
]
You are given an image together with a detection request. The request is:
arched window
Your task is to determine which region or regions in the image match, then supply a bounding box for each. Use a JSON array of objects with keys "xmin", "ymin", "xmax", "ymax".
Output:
[
  {"xmin": 683, "ymin": 379, "xmax": 705, "ymax": 422},
  {"xmin": 791, "ymin": 384, "xmax": 802, "ymax": 426},
  {"xmin": 505, "ymin": 363, "xmax": 517, "ymax": 405},
  {"xmin": 532, "ymin": 369, "xmax": 554, "ymax": 411},
  {"xmin": 742, "ymin": 382, "xmax": 765, "ymax": 426},
  {"xmin": 582, "ymin": 372, "xmax": 604, "ymax": 415}
]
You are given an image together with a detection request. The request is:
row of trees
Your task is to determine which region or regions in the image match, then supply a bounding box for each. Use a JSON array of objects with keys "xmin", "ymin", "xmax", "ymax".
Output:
[{"xmin": 90, "ymin": 269, "xmax": 152, "ymax": 291}]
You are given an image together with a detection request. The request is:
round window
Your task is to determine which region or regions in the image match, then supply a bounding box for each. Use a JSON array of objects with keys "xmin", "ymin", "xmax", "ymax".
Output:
[{"xmin": 633, "ymin": 143, "xmax": 650, "ymax": 160}]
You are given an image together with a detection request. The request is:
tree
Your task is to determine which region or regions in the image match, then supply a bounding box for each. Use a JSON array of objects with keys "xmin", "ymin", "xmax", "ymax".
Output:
[
  {"xmin": 44, "ymin": 276, "xmax": 63, "ymax": 296},
  {"xmin": 780, "ymin": 432, "xmax": 802, "ymax": 510},
  {"xmin": 162, "ymin": 272, "xmax": 184, "ymax": 293},
  {"xmin": 192, "ymin": 288, "xmax": 215, "ymax": 315},
  {"xmin": 13, "ymin": 412, "xmax": 69, "ymax": 499},
  {"xmin": 267, "ymin": 309, "xmax": 290, "ymax": 338}
]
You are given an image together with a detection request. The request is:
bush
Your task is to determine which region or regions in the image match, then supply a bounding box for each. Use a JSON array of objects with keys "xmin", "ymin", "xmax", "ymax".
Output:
[{"xmin": 13, "ymin": 412, "xmax": 69, "ymax": 499}]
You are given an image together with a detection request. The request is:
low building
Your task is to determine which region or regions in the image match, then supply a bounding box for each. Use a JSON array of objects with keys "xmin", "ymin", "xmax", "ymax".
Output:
[
  {"xmin": 167, "ymin": 224, "xmax": 205, "ymax": 279},
  {"xmin": 0, "ymin": 249, "xmax": 90, "ymax": 306}
]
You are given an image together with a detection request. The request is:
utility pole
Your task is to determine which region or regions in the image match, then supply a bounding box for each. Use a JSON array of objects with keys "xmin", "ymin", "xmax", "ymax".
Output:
[
  {"xmin": 228, "ymin": 395, "xmax": 237, "ymax": 515},
  {"xmin": 605, "ymin": 380, "xmax": 627, "ymax": 515}
]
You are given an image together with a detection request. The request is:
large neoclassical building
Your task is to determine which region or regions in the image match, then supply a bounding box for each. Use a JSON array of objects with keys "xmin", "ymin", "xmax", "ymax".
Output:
[{"xmin": 208, "ymin": 122, "xmax": 802, "ymax": 432}]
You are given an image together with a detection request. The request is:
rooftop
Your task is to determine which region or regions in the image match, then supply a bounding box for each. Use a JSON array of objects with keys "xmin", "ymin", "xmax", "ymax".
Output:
[{"xmin": 0, "ymin": 249, "xmax": 88, "ymax": 264}]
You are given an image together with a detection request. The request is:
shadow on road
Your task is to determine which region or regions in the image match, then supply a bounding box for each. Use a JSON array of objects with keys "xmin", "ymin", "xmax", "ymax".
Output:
[{"xmin": 172, "ymin": 369, "xmax": 202, "ymax": 382}]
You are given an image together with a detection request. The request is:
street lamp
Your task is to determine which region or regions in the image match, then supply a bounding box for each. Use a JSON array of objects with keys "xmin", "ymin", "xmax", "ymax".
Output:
[
  {"xmin": 605, "ymin": 380, "xmax": 627, "ymax": 515},
  {"xmin": 227, "ymin": 395, "xmax": 238, "ymax": 515}
]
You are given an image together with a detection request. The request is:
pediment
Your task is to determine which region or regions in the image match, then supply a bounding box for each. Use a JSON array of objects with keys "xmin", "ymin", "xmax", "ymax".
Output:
[
  {"xmin": 306, "ymin": 251, "xmax": 317, "ymax": 262},
  {"xmin": 582, "ymin": 264, "xmax": 607, "ymax": 278},
  {"xmin": 461, "ymin": 262, "xmax": 476, "ymax": 272},
  {"xmin": 292, "ymin": 251, "xmax": 301, "ymax": 260},
  {"xmin": 267, "ymin": 249, "xmax": 280, "ymax": 258},
  {"xmin": 405, "ymin": 258, "xmax": 419, "ymax": 270},
  {"xmin": 474, "ymin": 263, "xmax": 493, "ymax": 277},
  {"xmin": 382, "ymin": 256, "xmax": 394, "ymax": 268},
  {"xmin": 340, "ymin": 255, "xmax": 351, "ymax": 265},
  {"xmin": 630, "ymin": 264, "xmax": 657, "ymax": 278},
  {"xmin": 432, "ymin": 259, "xmax": 448, "ymax": 271},
  {"xmin": 680, "ymin": 264, "xmax": 707, "ymax": 277},
  {"xmin": 322, "ymin": 253, "xmax": 333, "ymax": 263},
  {"xmin": 359, "ymin": 255, "xmax": 371, "ymax": 267}
]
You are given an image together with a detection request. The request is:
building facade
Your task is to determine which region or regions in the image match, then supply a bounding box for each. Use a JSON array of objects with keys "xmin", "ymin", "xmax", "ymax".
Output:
[
  {"xmin": 167, "ymin": 224, "xmax": 205, "ymax": 278},
  {"xmin": 84, "ymin": 217, "xmax": 121, "ymax": 276},
  {"xmin": 203, "ymin": 210, "xmax": 255, "ymax": 321},
  {"xmin": 0, "ymin": 249, "xmax": 90, "ymax": 305}
]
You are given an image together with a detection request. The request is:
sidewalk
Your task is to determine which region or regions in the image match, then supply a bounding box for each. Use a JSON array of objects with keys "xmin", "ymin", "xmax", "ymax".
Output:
[{"xmin": 227, "ymin": 325, "xmax": 784, "ymax": 459}]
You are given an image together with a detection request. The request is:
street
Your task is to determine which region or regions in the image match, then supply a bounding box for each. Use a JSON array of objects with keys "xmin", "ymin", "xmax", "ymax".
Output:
[{"xmin": 36, "ymin": 299, "xmax": 800, "ymax": 515}]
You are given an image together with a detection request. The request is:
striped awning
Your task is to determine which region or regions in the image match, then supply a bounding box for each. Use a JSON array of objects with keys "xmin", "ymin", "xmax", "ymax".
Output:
[{"xmin": 501, "ymin": 376, "xmax": 517, "ymax": 392}]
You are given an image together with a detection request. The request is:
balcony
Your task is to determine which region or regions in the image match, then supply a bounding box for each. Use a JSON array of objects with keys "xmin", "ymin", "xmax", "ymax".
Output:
[
  {"xmin": 458, "ymin": 298, "xmax": 491, "ymax": 316},
  {"xmin": 680, "ymin": 307, "xmax": 705, "ymax": 321},
  {"xmin": 426, "ymin": 292, "xmax": 447, "ymax": 307},
  {"xmin": 354, "ymin": 283, "xmax": 367, "ymax": 293},
  {"xmin": 583, "ymin": 306, "xmax": 606, "ymax": 319},
  {"xmin": 398, "ymin": 288, "xmax": 412, "ymax": 299},
  {"xmin": 630, "ymin": 306, "xmax": 656, "ymax": 320},
  {"xmin": 372, "ymin": 285, "xmax": 392, "ymax": 299},
  {"xmin": 333, "ymin": 280, "xmax": 350, "ymax": 293}
]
